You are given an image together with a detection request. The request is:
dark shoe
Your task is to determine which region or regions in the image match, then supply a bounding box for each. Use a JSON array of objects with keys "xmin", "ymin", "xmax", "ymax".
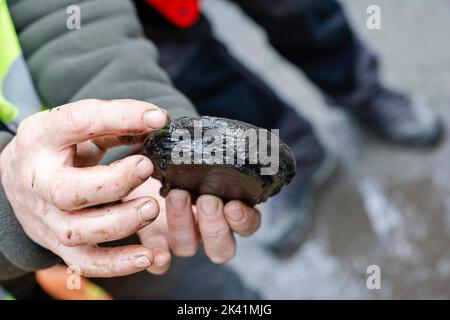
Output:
[
  {"xmin": 350, "ymin": 87, "xmax": 444, "ymax": 147},
  {"xmin": 261, "ymin": 135, "xmax": 337, "ymax": 258}
]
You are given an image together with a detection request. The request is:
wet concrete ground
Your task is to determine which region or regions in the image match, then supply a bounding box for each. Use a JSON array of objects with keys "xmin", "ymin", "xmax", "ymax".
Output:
[{"xmin": 203, "ymin": 0, "xmax": 450, "ymax": 299}]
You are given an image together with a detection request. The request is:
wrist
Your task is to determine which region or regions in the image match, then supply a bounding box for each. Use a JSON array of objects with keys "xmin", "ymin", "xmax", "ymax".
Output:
[{"xmin": 0, "ymin": 130, "xmax": 60, "ymax": 277}]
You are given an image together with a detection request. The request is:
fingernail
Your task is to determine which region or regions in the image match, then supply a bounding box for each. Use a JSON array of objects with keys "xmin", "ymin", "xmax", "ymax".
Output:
[
  {"xmin": 200, "ymin": 197, "xmax": 219, "ymax": 216},
  {"xmin": 169, "ymin": 191, "xmax": 188, "ymax": 211},
  {"xmin": 134, "ymin": 255, "xmax": 151, "ymax": 268},
  {"xmin": 154, "ymin": 249, "xmax": 168, "ymax": 266},
  {"xmin": 139, "ymin": 202, "xmax": 158, "ymax": 222},
  {"xmin": 144, "ymin": 109, "xmax": 167, "ymax": 129},
  {"xmin": 136, "ymin": 158, "xmax": 152, "ymax": 179},
  {"xmin": 227, "ymin": 207, "xmax": 244, "ymax": 222},
  {"xmin": 160, "ymin": 108, "xmax": 171, "ymax": 122}
]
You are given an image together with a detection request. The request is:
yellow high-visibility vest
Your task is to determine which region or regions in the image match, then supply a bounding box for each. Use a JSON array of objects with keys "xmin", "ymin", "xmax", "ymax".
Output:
[{"xmin": 0, "ymin": 0, "xmax": 43, "ymax": 132}]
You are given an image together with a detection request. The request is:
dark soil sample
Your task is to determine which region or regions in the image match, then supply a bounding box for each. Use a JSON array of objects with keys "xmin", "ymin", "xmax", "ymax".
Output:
[{"xmin": 143, "ymin": 117, "xmax": 296, "ymax": 206}]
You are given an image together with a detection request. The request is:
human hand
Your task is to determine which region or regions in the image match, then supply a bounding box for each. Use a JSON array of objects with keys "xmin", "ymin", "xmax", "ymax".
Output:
[
  {"xmin": 0, "ymin": 99, "xmax": 169, "ymax": 277},
  {"xmin": 129, "ymin": 178, "xmax": 261, "ymax": 275}
]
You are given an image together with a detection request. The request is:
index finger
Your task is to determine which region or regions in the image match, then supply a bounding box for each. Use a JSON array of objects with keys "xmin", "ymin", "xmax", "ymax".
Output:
[{"xmin": 33, "ymin": 99, "xmax": 168, "ymax": 147}]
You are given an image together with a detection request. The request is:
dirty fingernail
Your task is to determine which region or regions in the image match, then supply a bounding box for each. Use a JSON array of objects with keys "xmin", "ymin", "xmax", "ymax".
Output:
[
  {"xmin": 139, "ymin": 202, "xmax": 158, "ymax": 222},
  {"xmin": 200, "ymin": 197, "xmax": 219, "ymax": 216},
  {"xmin": 144, "ymin": 109, "xmax": 167, "ymax": 129},
  {"xmin": 134, "ymin": 255, "xmax": 152, "ymax": 268},
  {"xmin": 136, "ymin": 158, "xmax": 153, "ymax": 179}
]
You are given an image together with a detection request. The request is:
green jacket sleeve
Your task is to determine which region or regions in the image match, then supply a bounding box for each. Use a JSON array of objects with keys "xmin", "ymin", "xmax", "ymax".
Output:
[{"xmin": 9, "ymin": 0, "xmax": 198, "ymax": 118}]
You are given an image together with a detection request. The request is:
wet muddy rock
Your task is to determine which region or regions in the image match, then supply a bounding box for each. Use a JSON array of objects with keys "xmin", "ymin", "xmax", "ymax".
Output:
[{"xmin": 143, "ymin": 117, "xmax": 296, "ymax": 206}]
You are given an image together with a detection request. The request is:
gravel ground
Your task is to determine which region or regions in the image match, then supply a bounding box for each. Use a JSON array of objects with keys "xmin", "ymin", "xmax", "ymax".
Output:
[{"xmin": 202, "ymin": 0, "xmax": 450, "ymax": 299}]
